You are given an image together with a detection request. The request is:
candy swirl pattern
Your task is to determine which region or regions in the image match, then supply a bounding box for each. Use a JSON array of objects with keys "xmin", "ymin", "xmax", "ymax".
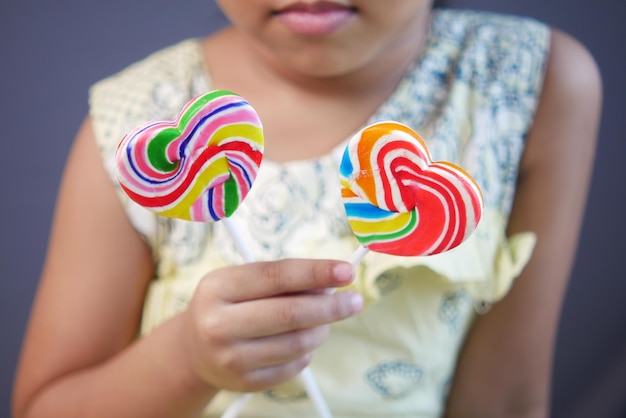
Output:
[
  {"xmin": 340, "ymin": 121, "xmax": 483, "ymax": 256},
  {"xmin": 116, "ymin": 90, "xmax": 264, "ymax": 222}
]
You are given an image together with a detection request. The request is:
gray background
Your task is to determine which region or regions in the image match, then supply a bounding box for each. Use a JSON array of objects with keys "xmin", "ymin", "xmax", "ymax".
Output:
[{"xmin": 1, "ymin": 0, "xmax": 624, "ymax": 416}]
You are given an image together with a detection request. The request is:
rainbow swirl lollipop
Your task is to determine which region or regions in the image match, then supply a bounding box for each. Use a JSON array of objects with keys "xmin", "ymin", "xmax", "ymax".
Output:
[
  {"xmin": 340, "ymin": 121, "xmax": 483, "ymax": 257},
  {"xmin": 116, "ymin": 90, "xmax": 264, "ymax": 222}
]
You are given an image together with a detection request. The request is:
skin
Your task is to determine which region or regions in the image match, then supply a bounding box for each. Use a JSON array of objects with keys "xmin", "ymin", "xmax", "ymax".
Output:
[
  {"xmin": 13, "ymin": 1, "xmax": 602, "ymax": 417},
  {"xmin": 445, "ymin": 30, "xmax": 602, "ymax": 417},
  {"xmin": 205, "ymin": 0, "xmax": 433, "ymax": 162}
]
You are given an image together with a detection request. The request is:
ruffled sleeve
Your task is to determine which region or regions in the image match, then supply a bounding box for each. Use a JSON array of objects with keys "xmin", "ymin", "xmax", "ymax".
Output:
[{"xmin": 356, "ymin": 208, "xmax": 536, "ymax": 304}]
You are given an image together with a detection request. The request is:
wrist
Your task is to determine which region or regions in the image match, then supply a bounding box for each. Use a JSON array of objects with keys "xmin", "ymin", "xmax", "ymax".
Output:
[{"xmin": 160, "ymin": 312, "xmax": 219, "ymax": 400}]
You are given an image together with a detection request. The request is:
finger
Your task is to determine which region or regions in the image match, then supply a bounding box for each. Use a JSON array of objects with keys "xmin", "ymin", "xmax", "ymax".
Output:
[
  {"xmin": 223, "ymin": 326, "xmax": 330, "ymax": 376},
  {"xmin": 235, "ymin": 354, "xmax": 313, "ymax": 393},
  {"xmin": 225, "ymin": 290, "xmax": 363, "ymax": 339},
  {"xmin": 218, "ymin": 259, "xmax": 354, "ymax": 302}
]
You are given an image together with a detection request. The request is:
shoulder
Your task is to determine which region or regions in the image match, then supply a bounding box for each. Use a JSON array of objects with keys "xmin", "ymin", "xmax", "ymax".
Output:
[
  {"xmin": 89, "ymin": 38, "xmax": 208, "ymax": 136},
  {"xmin": 542, "ymin": 28, "xmax": 602, "ymax": 112},
  {"xmin": 88, "ymin": 38, "xmax": 208, "ymax": 167},
  {"xmin": 520, "ymin": 27, "xmax": 602, "ymax": 178},
  {"xmin": 538, "ymin": 28, "xmax": 602, "ymax": 141}
]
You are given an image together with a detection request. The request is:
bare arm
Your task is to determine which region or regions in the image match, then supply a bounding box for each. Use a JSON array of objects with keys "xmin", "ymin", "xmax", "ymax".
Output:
[
  {"xmin": 12, "ymin": 119, "xmax": 363, "ymax": 418},
  {"xmin": 445, "ymin": 29, "xmax": 602, "ymax": 417},
  {"xmin": 12, "ymin": 118, "xmax": 218, "ymax": 417}
]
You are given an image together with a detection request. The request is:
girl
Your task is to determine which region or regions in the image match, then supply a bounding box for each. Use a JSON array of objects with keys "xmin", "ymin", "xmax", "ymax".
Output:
[{"xmin": 13, "ymin": 1, "xmax": 601, "ymax": 417}]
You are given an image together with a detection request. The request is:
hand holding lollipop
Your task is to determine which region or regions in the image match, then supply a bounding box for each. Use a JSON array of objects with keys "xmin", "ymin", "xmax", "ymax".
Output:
[
  {"xmin": 115, "ymin": 90, "xmax": 333, "ymax": 418},
  {"xmin": 340, "ymin": 121, "xmax": 484, "ymax": 264}
]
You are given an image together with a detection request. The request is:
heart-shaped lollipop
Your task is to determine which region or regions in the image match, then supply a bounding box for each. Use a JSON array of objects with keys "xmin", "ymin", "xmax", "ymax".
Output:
[
  {"xmin": 116, "ymin": 90, "xmax": 264, "ymax": 222},
  {"xmin": 340, "ymin": 121, "xmax": 483, "ymax": 257}
]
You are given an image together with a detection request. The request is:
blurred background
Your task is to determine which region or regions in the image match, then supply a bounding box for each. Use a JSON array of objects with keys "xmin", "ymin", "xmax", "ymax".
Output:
[{"xmin": 1, "ymin": 0, "xmax": 624, "ymax": 416}]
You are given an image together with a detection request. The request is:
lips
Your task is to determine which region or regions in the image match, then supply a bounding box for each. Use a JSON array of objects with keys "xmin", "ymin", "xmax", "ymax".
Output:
[
  {"xmin": 273, "ymin": 1, "xmax": 357, "ymax": 35},
  {"xmin": 276, "ymin": 1, "xmax": 355, "ymax": 13}
]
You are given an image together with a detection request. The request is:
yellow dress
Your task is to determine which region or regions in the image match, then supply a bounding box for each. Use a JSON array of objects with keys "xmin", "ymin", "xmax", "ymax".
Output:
[{"xmin": 90, "ymin": 9, "xmax": 549, "ymax": 418}]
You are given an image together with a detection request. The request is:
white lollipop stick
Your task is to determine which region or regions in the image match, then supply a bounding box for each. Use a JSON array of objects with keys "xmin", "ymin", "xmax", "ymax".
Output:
[
  {"xmin": 220, "ymin": 217, "xmax": 333, "ymax": 418},
  {"xmin": 219, "ymin": 393, "xmax": 254, "ymax": 418},
  {"xmin": 348, "ymin": 245, "xmax": 369, "ymax": 267},
  {"xmin": 300, "ymin": 367, "xmax": 333, "ymax": 418},
  {"xmin": 223, "ymin": 218, "xmax": 255, "ymax": 263},
  {"xmin": 220, "ymin": 371, "xmax": 332, "ymax": 418}
]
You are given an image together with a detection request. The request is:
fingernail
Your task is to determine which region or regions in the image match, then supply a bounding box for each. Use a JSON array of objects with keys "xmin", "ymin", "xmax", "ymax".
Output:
[{"xmin": 333, "ymin": 263, "xmax": 354, "ymax": 284}]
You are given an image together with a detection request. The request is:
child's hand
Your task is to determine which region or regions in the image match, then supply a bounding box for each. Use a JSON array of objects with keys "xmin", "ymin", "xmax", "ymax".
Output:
[{"xmin": 181, "ymin": 259, "xmax": 362, "ymax": 393}]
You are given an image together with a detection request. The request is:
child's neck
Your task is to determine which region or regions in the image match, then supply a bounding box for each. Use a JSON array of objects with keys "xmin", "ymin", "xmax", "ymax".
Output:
[{"xmin": 202, "ymin": 18, "xmax": 430, "ymax": 162}]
